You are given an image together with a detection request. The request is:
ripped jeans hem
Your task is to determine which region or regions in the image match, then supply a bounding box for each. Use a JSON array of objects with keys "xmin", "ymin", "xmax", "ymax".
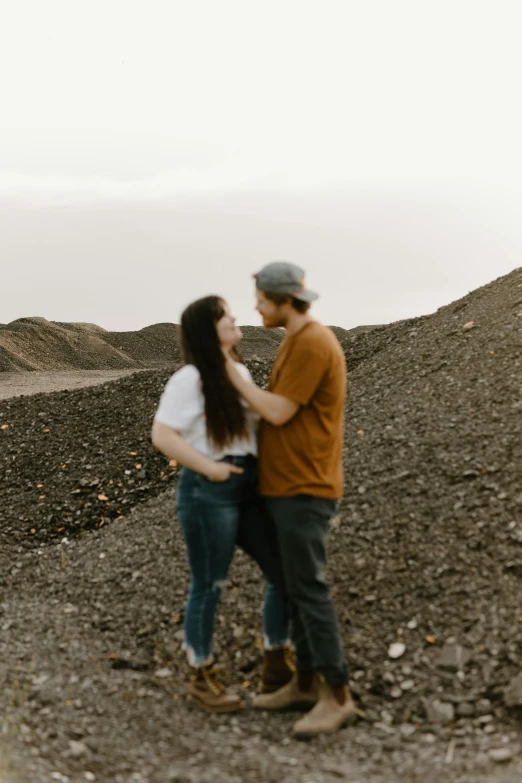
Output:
[{"xmin": 183, "ymin": 642, "xmax": 215, "ymax": 668}]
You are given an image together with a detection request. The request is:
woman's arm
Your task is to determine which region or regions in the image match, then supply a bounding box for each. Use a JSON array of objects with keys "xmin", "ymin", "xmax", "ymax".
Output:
[{"xmin": 151, "ymin": 421, "xmax": 243, "ymax": 481}]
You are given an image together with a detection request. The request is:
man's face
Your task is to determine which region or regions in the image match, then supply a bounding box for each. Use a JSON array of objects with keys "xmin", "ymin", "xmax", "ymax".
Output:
[{"xmin": 255, "ymin": 290, "xmax": 288, "ymax": 328}]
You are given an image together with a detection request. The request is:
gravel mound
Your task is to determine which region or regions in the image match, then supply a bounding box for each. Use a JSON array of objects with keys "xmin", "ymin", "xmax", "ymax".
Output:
[
  {"xmin": 0, "ymin": 267, "xmax": 521, "ymax": 781},
  {"xmin": 337, "ymin": 266, "xmax": 522, "ymax": 724},
  {"xmin": 0, "ymin": 369, "xmax": 177, "ymax": 547},
  {"xmin": 0, "ymin": 318, "xmax": 183, "ymax": 372},
  {"xmin": 0, "ymin": 319, "xmax": 283, "ymax": 372}
]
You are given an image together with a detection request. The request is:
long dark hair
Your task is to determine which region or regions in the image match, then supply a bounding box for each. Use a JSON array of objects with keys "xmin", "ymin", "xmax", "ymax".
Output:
[{"xmin": 180, "ymin": 296, "xmax": 248, "ymax": 449}]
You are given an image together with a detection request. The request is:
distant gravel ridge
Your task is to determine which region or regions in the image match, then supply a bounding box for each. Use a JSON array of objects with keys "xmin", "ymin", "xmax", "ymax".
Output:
[{"xmin": 0, "ymin": 318, "xmax": 284, "ymax": 372}]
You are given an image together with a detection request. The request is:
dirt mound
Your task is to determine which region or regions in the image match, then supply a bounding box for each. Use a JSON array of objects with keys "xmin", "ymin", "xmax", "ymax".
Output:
[
  {"xmin": 54, "ymin": 321, "xmax": 108, "ymax": 334},
  {"xmin": 0, "ymin": 267, "xmax": 521, "ymax": 781},
  {"xmin": 0, "ymin": 318, "xmax": 180, "ymax": 372},
  {"xmin": 237, "ymin": 325, "xmax": 284, "ymax": 360},
  {"xmin": 338, "ymin": 266, "xmax": 522, "ymax": 715},
  {"xmin": 0, "ymin": 319, "xmax": 285, "ymax": 372},
  {"xmin": 0, "ymin": 369, "xmax": 178, "ymax": 546}
]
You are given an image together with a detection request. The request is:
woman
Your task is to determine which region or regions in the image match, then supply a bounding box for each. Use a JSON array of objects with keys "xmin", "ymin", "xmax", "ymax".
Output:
[{"xmin": 151, "ymin": 295, "xmax": 293, "ymax": 713}]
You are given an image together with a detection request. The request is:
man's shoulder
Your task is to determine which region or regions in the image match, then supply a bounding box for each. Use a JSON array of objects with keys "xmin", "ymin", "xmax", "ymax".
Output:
[
  {"xmin": 295, "ymin": 321, "xmax": 344, "ymax": 356},
  {"xmin": 309, "ymin": 321, "xmax": 341, "ymax": 341},
  {"xmin": 272, "ymin": 322, "xmax": 345, "ymax": 380}
]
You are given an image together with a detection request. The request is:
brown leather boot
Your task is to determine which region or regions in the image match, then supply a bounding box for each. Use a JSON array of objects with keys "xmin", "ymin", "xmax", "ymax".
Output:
[
  {"xmin": 259, "ymin": 645, "xmax": 296, "ymax": 694},
  {"xmin": 292, "ymin": 679, "xmax": 361, "ymax": 737},
  {"xmin": 187, "ymin": 665, "xmax": 244, "ymax": 713}
]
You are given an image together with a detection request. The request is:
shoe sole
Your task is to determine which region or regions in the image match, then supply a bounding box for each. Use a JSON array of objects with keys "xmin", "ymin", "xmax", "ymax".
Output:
[
  {"xmin": 292, "ymin": 712, "xmax": 360, "ymax": 739},
  {"xmin": 187, "ymin": 694, "xmax": 245, "ymax": 714}
]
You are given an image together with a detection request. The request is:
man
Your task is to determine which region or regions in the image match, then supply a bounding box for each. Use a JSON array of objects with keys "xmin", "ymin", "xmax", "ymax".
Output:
[{"xmin": 225, "ymin": 261, "xmax": 358, "ymax": 737}]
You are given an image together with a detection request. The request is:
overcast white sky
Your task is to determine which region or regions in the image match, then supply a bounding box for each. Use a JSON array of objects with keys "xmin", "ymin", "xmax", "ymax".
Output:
[{"xmin": 1, "ymin": 0, "xmax": 521, "ymax": 330}]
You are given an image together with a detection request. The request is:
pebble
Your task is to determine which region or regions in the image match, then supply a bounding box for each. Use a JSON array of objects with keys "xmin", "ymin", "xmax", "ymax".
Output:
[
  {"xmin": 436, "ymin": 642, "xmax": 472, "ymax": 672},
  {"xmin": 382, "ymin": 738, "xmax": 402, "ymax": 751},
  {"xmin": 475, "ymin": 699, "xmax": 492, "ymax": 715},
  {"xmin": 154, "ymin": 668, "xmax": 173, "ymax": 679},
  {"xmin": 68, "ymin": 740, "xmax": 88, "ymax": 758},
  {"xmin": 488, "ymin": 747, "xmax": 517, "ymax": 762},
  {"xmin": 388, "ymin": 642, "xmax": 406, "ymax": 659},
  {"xmin": 504, "ymin": 672, "xmax": 522, "ymax": 706},
  {"xmin": 400, "ymin": 724, "xmax": 417, "ymax": 739},
  {"xmin": 374, "ymin": 722, "xmax": 396, "ymax": 737},
  {"xmin": 456, "ymin": 702, "xmax": 475, "ymax": 717},
  {"xmin": 424, "ymin": 699, "xmax": 455, "ymax": 724}
]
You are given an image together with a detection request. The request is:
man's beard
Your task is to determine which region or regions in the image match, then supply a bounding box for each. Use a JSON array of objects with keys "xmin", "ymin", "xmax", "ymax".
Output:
[{"xmin": 264, "ymin": 315, "xmax": 285, "ymax": 329}]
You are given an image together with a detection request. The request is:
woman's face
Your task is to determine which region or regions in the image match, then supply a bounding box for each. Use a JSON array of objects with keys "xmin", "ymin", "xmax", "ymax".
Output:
[{"xmin": 216, "ymin": 304, "xmax": 242, "ymax": 349}]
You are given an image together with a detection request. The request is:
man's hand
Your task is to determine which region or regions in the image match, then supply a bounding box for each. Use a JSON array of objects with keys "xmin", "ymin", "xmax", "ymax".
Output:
[
  {"xmin": 224, "ymin": 357, "xmax": 299, "ymax": 426},
  {"xmin": 205, "ymin": 462, "xmax": 244, "ymax": 482}
]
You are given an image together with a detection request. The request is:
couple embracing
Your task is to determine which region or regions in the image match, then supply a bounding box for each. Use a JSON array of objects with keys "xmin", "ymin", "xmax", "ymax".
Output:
[{"xmin": 151, "ymin": 262, "xmax": 358, "ymax": 738}]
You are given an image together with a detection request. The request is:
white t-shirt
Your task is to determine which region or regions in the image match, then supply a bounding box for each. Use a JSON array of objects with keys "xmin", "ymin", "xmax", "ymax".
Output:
[{"xmin": 154, "ymin": 363, "xmax": 259, "ymax": 459}]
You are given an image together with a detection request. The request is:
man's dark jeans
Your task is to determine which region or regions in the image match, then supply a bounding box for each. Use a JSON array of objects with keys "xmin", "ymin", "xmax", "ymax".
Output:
[{"xmin": 264, "ymin": 494, "xmax": 348, "ymax": 687}]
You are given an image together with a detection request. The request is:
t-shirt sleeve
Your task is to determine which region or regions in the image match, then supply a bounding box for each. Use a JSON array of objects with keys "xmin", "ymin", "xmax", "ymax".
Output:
[
  {"xmin": 154, "ymin": 365, "xmax": 202, "ymax": 431},
  {"xmin": 237, "ymin": 363, "xmax": 254, "ymax": 383},
  {"xmin": 273, "ymin": 336, "xmax": 329, "ymax": 406}
]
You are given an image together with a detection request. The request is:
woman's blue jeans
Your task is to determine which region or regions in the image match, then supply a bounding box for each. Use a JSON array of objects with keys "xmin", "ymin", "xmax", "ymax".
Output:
[{"xmin": 176, "ymin": 454, "xmax": 290, "ymax": 666}]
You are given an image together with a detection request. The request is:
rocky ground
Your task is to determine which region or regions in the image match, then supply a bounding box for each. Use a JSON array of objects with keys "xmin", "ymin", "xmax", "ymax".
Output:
[{"xmin": 0, "ymin": 267, "xmax": 521, "ymax": 782}]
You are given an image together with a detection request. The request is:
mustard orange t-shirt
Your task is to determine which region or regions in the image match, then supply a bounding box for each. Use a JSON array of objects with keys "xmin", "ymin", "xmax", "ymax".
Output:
[{"xmin": 258, "ymin": 321, "xmax": 347, "ymax": 499}]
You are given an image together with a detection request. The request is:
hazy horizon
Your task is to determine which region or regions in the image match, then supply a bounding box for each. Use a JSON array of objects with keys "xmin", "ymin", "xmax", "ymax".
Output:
[
  {"xmin": 2, "ymin": 185, "xmax": 520, "ymax": 332},
  {"xmin": 2, "ymin": 2, "xmax": 521, "ymax": 332}
]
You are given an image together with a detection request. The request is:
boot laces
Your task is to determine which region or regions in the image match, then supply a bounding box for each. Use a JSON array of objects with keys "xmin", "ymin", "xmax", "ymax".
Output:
[{"xmin": 201, "ymin": 666, "xmax": 226, "ymax": 695}]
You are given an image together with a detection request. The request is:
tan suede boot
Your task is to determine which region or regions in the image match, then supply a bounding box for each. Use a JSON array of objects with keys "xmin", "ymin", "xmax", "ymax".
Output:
[
  {"xmin": 292, "ymin": 679, "xmax": 360, "ymax": 737},
  {"xmin": 188, "ymin": 665, "xmax": 244, "ymax": 713},
  {"xmin": 253, "ymin": 672, "xmax": 319, "ymax": 710},
  {"xmin": 259, "ymin": 645, "xmax": 296, "ymax": 694}
]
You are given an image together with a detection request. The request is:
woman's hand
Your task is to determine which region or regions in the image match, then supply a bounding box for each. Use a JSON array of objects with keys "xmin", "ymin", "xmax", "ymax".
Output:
[
  {"xmin": 205, "ymin": 461, "xmax": 244, "ymax": 482},
  {"xmin": 152, "ymin": 422, "xmax": 244, "ymax": 480}
]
